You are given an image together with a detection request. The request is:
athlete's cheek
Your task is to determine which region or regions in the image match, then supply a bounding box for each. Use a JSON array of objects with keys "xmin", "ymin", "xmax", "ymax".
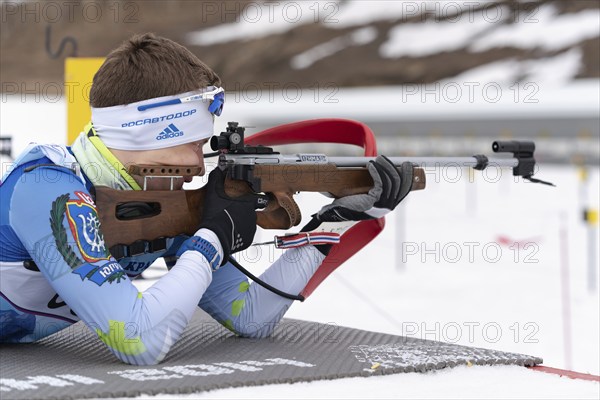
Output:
[{"xmin": 160, "ymin": 149, "xmax": 198, "ymax": 166}]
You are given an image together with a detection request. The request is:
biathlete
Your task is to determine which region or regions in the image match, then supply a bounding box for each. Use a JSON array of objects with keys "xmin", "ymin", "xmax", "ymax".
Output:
[{"xmin": 0, "ymin": 33, "xmax": 412, "ymax": 365}]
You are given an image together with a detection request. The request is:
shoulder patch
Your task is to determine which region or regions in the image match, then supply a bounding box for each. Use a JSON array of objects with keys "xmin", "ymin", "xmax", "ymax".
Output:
[
  {"xmin": 65, "ymin": 191, "xmax": 108, "ymax": 263},
  {"xmin": 50, "ymin": 191, "xmax": 109, "ymax": 270}
]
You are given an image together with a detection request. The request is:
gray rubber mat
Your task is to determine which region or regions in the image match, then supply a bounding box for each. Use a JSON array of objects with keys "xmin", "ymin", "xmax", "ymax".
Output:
[{"xmin": 0, "ymin": 310, "xmax": 542, "ymax": 400}]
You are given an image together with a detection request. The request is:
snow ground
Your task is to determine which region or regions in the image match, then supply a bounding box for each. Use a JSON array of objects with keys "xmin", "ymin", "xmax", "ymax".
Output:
[
  {"xmin": 1, "ymin": 95, "xmax": 598, "ymax": 399},
  {"xmin": 139, "ymin": 366, "xmax": 599, "ymax": 400}
]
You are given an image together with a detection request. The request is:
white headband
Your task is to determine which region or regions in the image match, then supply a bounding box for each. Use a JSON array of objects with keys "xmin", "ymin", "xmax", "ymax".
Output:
[{"xmin": 91, "ymin": 86, "xmax": 225, "ymax": 151}]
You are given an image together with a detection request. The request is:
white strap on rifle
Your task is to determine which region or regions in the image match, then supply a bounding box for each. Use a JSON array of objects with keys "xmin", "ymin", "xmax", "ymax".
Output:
[
  {"xmin": 274, "ymin": 232, "xmax": 341, "ymax": 249},
  {"xmin": 253, "ymin": 221, "xmax": 355, "ymax": 249},
  {"xmin": 253, "ymin": 232, "xmax": 341, "ymax": 249}
]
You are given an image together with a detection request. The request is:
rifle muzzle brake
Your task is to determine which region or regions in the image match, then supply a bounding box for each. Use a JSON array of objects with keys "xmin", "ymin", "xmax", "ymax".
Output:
[{"xmin": 492, "ymin": 140, "xmax": 536, "ymax": 178}]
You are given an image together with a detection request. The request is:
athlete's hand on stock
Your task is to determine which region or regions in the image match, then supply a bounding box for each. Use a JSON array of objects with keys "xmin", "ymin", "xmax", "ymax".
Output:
[
  {"xmin": 303, "ymin": 156, "xmax": 414, "ymax": 233},
  {"xmin": 196, "ymin": 167, "xmax": 268, "ymax": 265}
]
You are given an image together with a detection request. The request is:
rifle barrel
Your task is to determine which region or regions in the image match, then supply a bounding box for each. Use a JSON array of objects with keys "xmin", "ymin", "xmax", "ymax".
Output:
[{"xmin": 327, "ymin": 156, "xmax": 519, "ymax": 169}]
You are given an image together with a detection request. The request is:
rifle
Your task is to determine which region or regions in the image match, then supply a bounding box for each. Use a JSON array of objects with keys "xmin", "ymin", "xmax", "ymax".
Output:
[{"xmin": 94, "ymin": 121, "xmax": 551, "ymax": 256}]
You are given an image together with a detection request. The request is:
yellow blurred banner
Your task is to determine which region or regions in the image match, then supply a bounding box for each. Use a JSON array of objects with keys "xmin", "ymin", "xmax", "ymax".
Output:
[
  {"xmin": 584, "ymin": 209, "xmax": 599, "ymax": 226},
  {"xmin": 65, "ymin": 57, "xmax": 105, "ymax": 144}
]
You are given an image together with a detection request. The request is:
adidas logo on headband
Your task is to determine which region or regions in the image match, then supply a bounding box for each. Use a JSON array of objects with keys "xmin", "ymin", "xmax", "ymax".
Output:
[{"xmin": 156, "ymin": 123, "xmax": 184, "ymax": 141}]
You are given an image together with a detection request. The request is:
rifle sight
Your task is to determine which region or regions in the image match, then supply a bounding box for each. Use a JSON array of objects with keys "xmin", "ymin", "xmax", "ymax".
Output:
[
  {"xmin": 210, "ymin": 122, "xmax": 277, "ymax": 155},
  {"xmin": 211, "ymin": 121, "xmax": 246, "ymax": 152}
]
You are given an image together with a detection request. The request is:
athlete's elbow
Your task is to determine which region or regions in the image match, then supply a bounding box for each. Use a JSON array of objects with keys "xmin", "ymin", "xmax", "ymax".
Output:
[
  {"xmin": 96, "ymin": 329, "xmax": 173, "ymax": 366},
  {"xmin": 109, "ymin": 343, "xmax": 169, "ymax": 366},
  {"xmin": 231, "ymin": 320, "xmax": 277, "ymax": 339}
]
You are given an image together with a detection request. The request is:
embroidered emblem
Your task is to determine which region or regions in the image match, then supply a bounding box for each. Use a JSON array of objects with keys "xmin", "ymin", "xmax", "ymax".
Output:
[
  {"xmin": 65, "ymin": 191, "xmax": 107, "ymax": 262},
  {"xmin": 50, "ymin": 192, "xmax": 125, "ymax": 285}
]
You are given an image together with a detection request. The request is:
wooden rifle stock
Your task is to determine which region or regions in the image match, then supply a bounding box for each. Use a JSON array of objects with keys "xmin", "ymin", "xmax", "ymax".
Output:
[{"xmin": 95, "ymin": 164, "xmax": 426, "ymax": 249}]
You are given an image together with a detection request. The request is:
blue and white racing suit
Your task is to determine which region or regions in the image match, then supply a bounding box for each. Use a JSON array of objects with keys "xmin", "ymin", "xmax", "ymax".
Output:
[{"xmin": 0, "ymin": 145, "xmax": 325, "ymax": 365}]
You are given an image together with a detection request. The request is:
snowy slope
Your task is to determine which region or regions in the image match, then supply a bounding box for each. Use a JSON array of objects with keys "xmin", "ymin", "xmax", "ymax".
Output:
[
  {"xmin": 3, "ymin": 1, "xmax": 598, "ymax": 93},
  {"xmin": 183, "ymin": 0, "xmax": 600, "ymax": 86}
]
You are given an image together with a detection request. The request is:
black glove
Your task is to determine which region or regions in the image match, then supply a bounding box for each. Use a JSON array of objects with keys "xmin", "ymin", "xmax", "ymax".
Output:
[
  {"xmin": 302, "ymin": 157, "xmax": 413, "ymax": 255},
  {"xmin": 198, "ymin": 167, "xmax": 268, "ymax": 264},
  {"xmin": 314, "ymin": 156, "xmax": 413, "ymax": 223}
]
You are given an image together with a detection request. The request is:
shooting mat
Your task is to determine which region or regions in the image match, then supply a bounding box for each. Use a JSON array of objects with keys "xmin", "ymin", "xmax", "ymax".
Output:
[{"xmin": 0, "ymin": 310, "xmax": 542, "ymax": 400}]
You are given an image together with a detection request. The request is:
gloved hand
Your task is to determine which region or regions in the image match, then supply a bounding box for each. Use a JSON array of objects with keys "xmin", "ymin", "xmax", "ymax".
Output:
[
  {"xmin": 196, "ymin": 167, "xmax": 268, "ymax": 265},
  {"xmin": 302, "ymin": 157, "xmax": 413, "ymax": 252}
]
